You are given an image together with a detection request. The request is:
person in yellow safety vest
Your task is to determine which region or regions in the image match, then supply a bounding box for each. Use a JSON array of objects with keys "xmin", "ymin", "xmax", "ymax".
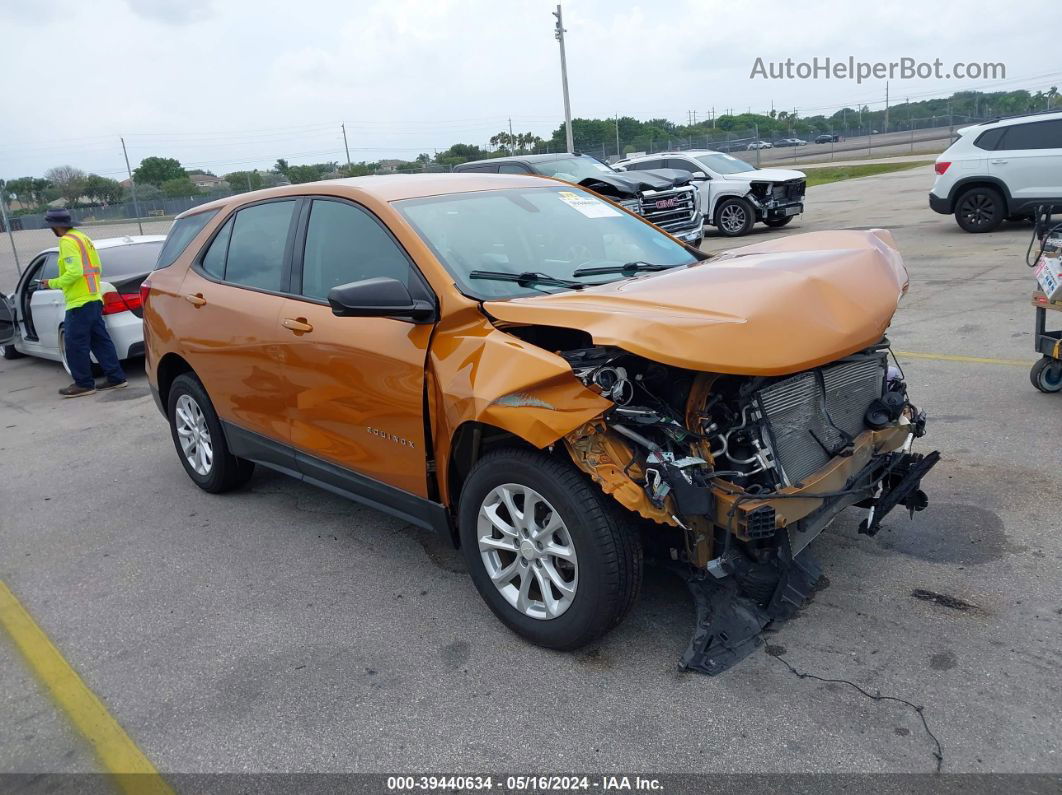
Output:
[{"xmin": 39, "ymin": 209, "xmax": 127, "ymax": 398}]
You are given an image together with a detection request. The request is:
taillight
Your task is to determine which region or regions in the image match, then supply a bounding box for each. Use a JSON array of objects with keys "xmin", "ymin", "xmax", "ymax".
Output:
[
  {"xmin": 139, "ymin": 279, "xmax": 151, "ymax": 308},
  {"xmin": 101, "ymin": 292, "xmax": 141, "ymax": 315},
  {"xmin": 934, "ymin": 161, "xmax": 951, "ymax": 175}
]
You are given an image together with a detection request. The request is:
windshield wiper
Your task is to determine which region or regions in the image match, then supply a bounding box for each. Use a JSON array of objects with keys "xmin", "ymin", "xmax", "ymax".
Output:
[
  {"xmin": 572, "ymin": 261, "xmax": 677, "ymax": 277},
  {"xmin": 468, "ymin": 270, "xmax": 590, "ymax": 290}
]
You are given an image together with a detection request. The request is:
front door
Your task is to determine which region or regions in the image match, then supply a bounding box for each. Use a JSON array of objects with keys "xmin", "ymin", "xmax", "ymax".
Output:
[
  {"xmin": 28, "ymin": 253, "xmax": 63, "ymax": 353},
  {"xmin": 280, "ymin": 197, "xmax": 433, "ymax": 497}
]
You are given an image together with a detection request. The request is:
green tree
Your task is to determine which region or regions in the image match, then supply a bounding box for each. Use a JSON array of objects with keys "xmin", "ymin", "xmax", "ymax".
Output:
[
  {"xmin": 83, "ymin": 174, "xmax": 123, "ymax": 205},
  {"xmin": 134, "ymin": 156, "xmax": 187, "ymax": 187},
  {"xmin": 5, "ymin": 176, "xmax": 51, "ymax": 208},
  {"xmin": 274, "ymin": 158, "xmax": 290, "ymax": 176},
  {"xmin": 161, "ymin": 177, "xmax": 198, "ymax": 197},
  {"xmin": 224, "ymin": 170, "xmax": 264, "ymax": 193},
  {"xmin": 285, "ymin": 165, "xmax": 323, "ymax": 184},
  {"xmin": 44, "ymin": 165, "xmax": 86, "ymax": 205}
]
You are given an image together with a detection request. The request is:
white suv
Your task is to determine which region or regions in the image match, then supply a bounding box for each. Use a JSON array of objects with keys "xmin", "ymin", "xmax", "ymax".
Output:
[
  {"xmin": 616, "ymin": 150, "xmax": 806, "ymax": 237},
  {"xmin": 930, "ymin": 110, "xmax": 1062, "ymax": 232}
]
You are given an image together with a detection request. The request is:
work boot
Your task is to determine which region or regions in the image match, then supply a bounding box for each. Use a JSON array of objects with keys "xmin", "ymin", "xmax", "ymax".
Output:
[
  {"xmin": 96, "ymin": 379, "xmax": 128, "ymax": 391},
  {"xmin": 59, "ymin": 383, "xmax": 96, "ymax": 398}
]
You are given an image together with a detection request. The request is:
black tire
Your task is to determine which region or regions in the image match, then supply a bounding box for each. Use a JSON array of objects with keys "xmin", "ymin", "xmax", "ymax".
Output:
[
  {"xmin": 954, "ymin": 186, "xmax": 1005, "ymax": 233},
  {"xmin": 763, "ymin": 216, "xmax": 794, "ymax": 228},
  {"xmin": 714, "ymin": 197, "xmax": 756, "ymax": 237},
  {"xmin": 1030, "ymin": 357, "xmax": 1062, "ymax": 393},
  {"xmin": 458, "ymin": 448, "xmax": 643, "ymax": 651},
  {"xmin": 0, "ymin": 342, "xmax": 23, "ymax": 360},
  {"xmin": 167, "ymin": 373, "xmax": 255, "ymax": 493}
]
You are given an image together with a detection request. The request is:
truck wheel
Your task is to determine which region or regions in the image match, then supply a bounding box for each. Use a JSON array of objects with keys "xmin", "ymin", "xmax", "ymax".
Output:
[
  {"xmin": 954, "ymin": 186, "xmax": 1004, "ymax": 233},
  {"xmin": 0, "ymin": 343, "xmax": 23, "ymax": 359},
  {"xmin": 715, "ymin": 198, "xmax": 755, "ymax": 237},
  {"xmin": 763, "ymin": 216, "xmax": 793, "ymax": 228},
  {"xmin": 458, "ymin": 448, "xmax": 643, "ymax": 650},
  {"xmin": 167, "ymin": 373, "xmax": 255, "ymax": 492},
  {"xmin": 1030, "ymin": 357, "xmax": 1062, "ymax": 393}
]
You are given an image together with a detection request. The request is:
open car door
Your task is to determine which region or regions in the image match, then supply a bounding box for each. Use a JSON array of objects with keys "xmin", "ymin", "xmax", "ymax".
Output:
[{"xmin": 0, "ymin": 293, "xmax": 17, "ymax": 346}]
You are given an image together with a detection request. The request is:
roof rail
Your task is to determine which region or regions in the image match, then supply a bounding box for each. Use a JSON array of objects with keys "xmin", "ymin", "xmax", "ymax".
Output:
[{"xmin": 978, "ymin": 108, "xmax": 1062, "ymax": 126}]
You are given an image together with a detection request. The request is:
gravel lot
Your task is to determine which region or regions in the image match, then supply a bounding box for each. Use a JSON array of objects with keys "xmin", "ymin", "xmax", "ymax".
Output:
[{"xmin": 2, "ymin": 165, "xmax": 1060, "ymax": 777}]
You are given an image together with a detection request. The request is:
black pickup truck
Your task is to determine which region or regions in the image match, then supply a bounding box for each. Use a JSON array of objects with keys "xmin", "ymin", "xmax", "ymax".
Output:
[{"xmin": 453, "ymin": 153, "xmax": 704, "ymax": 246}]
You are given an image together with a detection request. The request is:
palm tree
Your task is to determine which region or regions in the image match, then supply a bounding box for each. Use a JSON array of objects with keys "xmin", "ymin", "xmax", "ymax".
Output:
[{"xmin": 1047, "ymin": 86, "xmax": 1058, "ymax": 110}]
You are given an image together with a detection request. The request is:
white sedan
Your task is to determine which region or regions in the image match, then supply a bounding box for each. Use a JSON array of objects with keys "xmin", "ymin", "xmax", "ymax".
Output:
[{"xmin": 0, "ymin": 235, "xmax": 165, "ymax": 374}]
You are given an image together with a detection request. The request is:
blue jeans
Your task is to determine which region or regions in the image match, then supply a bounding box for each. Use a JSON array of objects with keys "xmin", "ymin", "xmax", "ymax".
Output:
[{"xmin": 65, "ymin": 300, "xmax": 125, "ymax": 388}]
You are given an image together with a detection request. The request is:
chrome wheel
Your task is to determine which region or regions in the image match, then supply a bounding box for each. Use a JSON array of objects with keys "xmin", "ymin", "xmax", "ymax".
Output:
[
  {"xmin": 174, "ymin": 394, "xmax": 213, "ymax": 476},
  {"xmin": 477, "ymin": 484, "xmax": 578, "ymax": 620},
  {"xmin": 719, "ymin": 203, "xmax": 748, "ymax": 234}
]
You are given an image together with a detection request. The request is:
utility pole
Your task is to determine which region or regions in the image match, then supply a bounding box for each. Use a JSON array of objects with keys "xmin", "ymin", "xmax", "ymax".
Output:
[
  {"xmin": 0, "ymin": 184, "xmax": 20, "ymax": 275},
  {"xmin": 614, "ymin": 113, "xmax": 620, "ymax": 157},
  {"xmin": 341, "ymin": 123, "xmax": 351, "ymax": 169},
  {"xmin": 120, "ymin": 137, "xmax": 144, "ymax": 236},
  {"xmin": 553, "ymin": 4, "xmax": 574, "ymax": 154},
  {"xmin": 883, "ymin": 81, "xmax": 889, "ymax": 133}
]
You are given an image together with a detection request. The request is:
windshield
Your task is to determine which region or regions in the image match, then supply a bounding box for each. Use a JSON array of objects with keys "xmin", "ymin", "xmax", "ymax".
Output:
[
  {"xmin": 99, "ymin": 242, "xmax": 165, "ymax": 278},
  {"xmin": 695, "ymin": 153, "xmax": 755, "ymax": 175},
  {"xmin": 395, "ymin": 186, "xmax": 699, "ymax": 299},
  {"xmin": 532, "ymin": 156, "xmax": 615, "ymax": 182}
]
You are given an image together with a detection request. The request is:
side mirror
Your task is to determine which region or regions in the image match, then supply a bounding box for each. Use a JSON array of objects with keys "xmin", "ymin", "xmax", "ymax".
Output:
[
  {"xmin": 691, "ymin": 171, "xmax": 708, "ymax": 180},
  {"xmin": 327, "ymin": 277, "xmax": 435, "ymax": 322}
]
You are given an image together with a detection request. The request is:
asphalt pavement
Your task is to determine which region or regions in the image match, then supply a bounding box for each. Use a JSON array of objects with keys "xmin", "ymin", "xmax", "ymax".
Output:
[{"xmin": 1, "ymin": 165, "xmax": 1060, "ymax": 777}]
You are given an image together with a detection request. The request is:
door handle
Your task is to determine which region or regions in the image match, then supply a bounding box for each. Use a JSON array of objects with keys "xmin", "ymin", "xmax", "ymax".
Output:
[
  {"xmin": 990, "ymin": 159, "xmax": 1008, "ymax": 165},
  {"xmin": 184, "ymin": 293, "xmax": 207, "ymax": 307},
  {"xmin": 282, "ymin": 317, "xmax": 313, "ymax": 333}
]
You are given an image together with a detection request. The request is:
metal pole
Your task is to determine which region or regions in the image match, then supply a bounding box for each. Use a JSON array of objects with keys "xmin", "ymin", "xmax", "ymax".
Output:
[
  {"xmin": 341, "ymin": 123, "xmax": 351, "ymax": 168},
  {"xmin": 553, "ymin": 4, "xmax": 574, "ymax": 153},
  {"xmin": 120, "ymin": 137, "xmax": 144, "ymax": 235},
  {"xmin": 754, "ymin": 124, "xmax": 760, "ymax": 167},
  {"xmin": 615, "ymin": 114, "xmax": 620, "ymax": 157},
  {"xmin": 0, "ymin": 187, "xmax": 21, "ymax": 275}
]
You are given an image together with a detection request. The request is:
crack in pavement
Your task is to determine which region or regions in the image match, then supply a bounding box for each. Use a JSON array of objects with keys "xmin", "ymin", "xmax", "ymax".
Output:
[{"xmin": 766, "ymin": 648, "xmax": 944, "ymax": 773}]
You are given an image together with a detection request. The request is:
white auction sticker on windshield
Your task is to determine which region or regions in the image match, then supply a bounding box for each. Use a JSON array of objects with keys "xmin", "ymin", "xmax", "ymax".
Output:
[{"xmin": 557, "ymin": 190, "xmax": 621, "ymax": 218}]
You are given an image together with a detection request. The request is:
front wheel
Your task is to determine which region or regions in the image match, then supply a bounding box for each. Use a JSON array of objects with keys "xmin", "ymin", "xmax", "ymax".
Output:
[
  {"xmin": 714, "ymin": 197, "xmax": 755, "ymax": 237},
  {"xmin": 167, "ymin": 373, "xmax": 255, "ymax": 492},
  {"xmin": 458, "ymin": 448, "xmax": 642, "ymax": 650},
  {"xmin": 763, "ymin": 216, "xmax": 794, "ymax": 228},
  {"xmin": 1030, "ymin": 356, "xmax": 1062, "ymax": 393}
]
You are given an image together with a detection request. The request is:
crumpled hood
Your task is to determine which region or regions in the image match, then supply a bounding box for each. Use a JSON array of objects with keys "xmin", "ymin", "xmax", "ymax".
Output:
[
  {"xmin": 484, "ymin": 229, "xmax": 909, "ymax": 377},
  {"xmin": 577, "ymin": 168, "xmax": 691, "ymax": 196},
  {"xmin": 733, "ymin": 167, "xmax": 806, "ymax": 182}
]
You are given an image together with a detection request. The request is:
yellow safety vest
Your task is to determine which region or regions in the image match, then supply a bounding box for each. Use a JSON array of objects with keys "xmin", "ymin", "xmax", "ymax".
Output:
[{"xmin": 47, "ymin": 229, "xmax": 103, "ymax": 310}]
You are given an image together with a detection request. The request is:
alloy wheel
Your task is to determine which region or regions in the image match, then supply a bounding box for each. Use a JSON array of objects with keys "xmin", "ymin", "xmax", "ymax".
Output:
[
  {"xmin": 174, "ymin": 394, "xmax": 213, "ymax": 476},
  {"xmin": 477, "ymin": 484, "xmax": 579, "ymax": 620},
  {"xmin": 959, "ymin": 193, "xmax": 996, "ymax": 228},
  {"xmin": 720, "ymin": 204, "xmax": 747, "ymax": 234}
]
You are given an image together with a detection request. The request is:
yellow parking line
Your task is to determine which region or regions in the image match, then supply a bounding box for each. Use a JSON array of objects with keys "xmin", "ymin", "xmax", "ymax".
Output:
[
  {"xmin": 0, "ymin": 580, "xmax": 173, "ymax": 795},
  {"xmin": 893, "ymin": 350, "xmax": 1032, "ymax": 367}
]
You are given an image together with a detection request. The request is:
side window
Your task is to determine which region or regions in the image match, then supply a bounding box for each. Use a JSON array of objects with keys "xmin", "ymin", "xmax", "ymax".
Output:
[
  {"xmin": 498, "ymin": 163, "xmax": 529, "ymax": 174},
  {"xmin": 156, "ymin": 210, "xmax": 217, "ymax": 269},
  {"xmin": 998, "ymin": 120, "xmax": 1062, "ymax": 150},
  {"xmin": 299, "ymin": 199, "xmax": 412, "ymax": 302},
  {"xmin": 40, "ymin": 253, "xmax": 59, "ymax": 280},
  {"xmin": 458, "ymin": 164, "xmax": 498, "ymax": 173},
  {"xmin": 973, "ymin": 128, "xmax": 1006, "ymax": 151},
  {"xmin": 224, "ymin": 200, "xmax": 296, "ymax": 292},
  {"xmin": 667, "ymin": 159, "xmax": 695, "ymax": 173},
  {"xmin": 637, "ymin": 159, "xmax": 665, "ymax": 170},
  {"xmin": 200, "ymin": 217, "xmax": 232, "ymax": 279}
]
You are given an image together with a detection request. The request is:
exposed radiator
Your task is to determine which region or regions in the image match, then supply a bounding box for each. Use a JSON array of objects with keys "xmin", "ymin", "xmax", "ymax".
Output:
[{"xmin": 755, "ymin": 355, "xmax": 886, "ymax": 486}]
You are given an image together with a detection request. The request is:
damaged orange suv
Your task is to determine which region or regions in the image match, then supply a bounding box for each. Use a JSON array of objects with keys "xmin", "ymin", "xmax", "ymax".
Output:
[{"xmin": 144, "ymin": 174, "xmax": 937, "ymax": 674}]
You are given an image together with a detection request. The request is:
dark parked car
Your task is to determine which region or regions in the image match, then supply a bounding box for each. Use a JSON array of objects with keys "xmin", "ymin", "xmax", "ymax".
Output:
[{"xmin": 815, "ymin": 133, "xmax": 841, "ymax": 144}]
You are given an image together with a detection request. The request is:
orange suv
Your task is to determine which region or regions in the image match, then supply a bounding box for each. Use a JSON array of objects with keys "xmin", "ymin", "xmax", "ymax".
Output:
[{"xmin": 144, "ymin": 174, "xmax": 937, "ymax": 674}]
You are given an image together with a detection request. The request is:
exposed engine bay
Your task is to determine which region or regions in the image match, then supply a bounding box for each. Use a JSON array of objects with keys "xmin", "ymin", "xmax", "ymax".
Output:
[{"xmin": 555, "ymin": 341, "xmax": 938, "ymax": 674}]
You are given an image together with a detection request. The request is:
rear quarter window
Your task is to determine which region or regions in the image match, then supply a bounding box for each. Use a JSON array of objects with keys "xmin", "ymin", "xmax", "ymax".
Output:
[
  {"xmin": 155, "ymin": 210, "xmax": 218, "ymax": 269},
  {"xmin": 973, "ymin": 128, "xmax": 1006, "ymax": 151}
]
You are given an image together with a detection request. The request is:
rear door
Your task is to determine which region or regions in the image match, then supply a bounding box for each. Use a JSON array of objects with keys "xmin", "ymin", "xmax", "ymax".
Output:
[
  {"xmin": 177, "ymin": 197, "xmax": 301, "ymax": 448},
  {"xmin": 989, "ymin": 119, "xmax": 1062, "ymax": 204},
  {"xmin": 280, "ymin": 196, "xmax": 434, "ymax": 498}
]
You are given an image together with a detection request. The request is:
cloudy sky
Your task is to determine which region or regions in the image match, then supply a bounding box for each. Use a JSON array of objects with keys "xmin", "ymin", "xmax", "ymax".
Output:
[{"xmin": 1, "ymin": 0, "xmax": 1058, "ymax": 179}]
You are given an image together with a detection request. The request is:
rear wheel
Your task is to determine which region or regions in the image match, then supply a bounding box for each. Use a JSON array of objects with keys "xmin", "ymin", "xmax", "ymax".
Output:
[
  {"xmin": 458, "ymin": 448, "xmax": 642, "ymax": 650},
  {"xmin": 167, "ymin": 373, "xmax": 255, "ymax": 492},
  {"xmin": 1030, "ymin": 356, "xmax": 1062, "ymax": 393},
  {"xmin": 715, "ymin": 197, "xmax": 755, "ymax": 237},
  {"xmin": 0, "ymin": 343, "xmax": 23, "ymax": 360},
  {"xmin": 763, "ymin": 216, "xmax": 794, "ymax": 228},
  {"xmin": 954, "ymin": 186, "xmax": 1004, "ymax": 233}
]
